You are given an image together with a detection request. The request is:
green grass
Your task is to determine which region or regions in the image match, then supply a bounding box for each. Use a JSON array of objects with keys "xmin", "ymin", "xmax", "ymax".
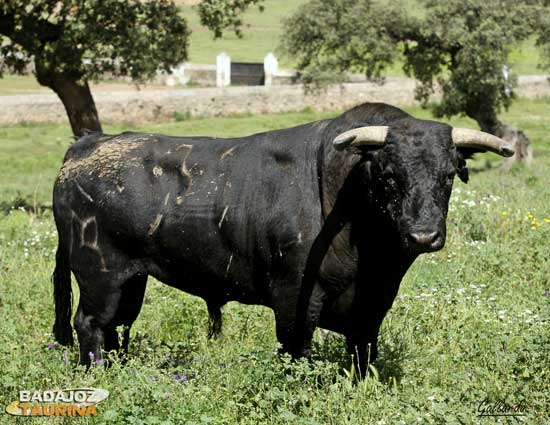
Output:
[
  {"xmin": 0, "ymin": 74, "xmax": 48, "ymax": 96},
  {"xmin": 0, "ymin": 99, "xmax": 549, "ymax": 423},
  {"xmin": 509, "ymin": 38, "xmax": 545, "ymax": 75},
  {"xmin": 180, "ymin": 0, "xmax": 307, "ymax": 66}
]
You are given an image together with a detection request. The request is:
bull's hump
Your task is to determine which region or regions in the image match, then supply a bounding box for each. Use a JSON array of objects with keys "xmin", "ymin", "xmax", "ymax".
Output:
[{"xmin": 57, "ymin": 133, "xmax": 159, "ymax": 184}]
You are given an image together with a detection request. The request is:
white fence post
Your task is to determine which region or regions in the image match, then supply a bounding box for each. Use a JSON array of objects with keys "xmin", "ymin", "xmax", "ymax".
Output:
[
  {"xmin": 217, "ymin": 53, "xmax": 231, "ymax": 87},
  {"xmin": 165, "ymin": 64, "xmax": 188, "ymax": 86},
  {"xmin": 264, "ymin": 52, "xmax": 278, "ymax": 87}
]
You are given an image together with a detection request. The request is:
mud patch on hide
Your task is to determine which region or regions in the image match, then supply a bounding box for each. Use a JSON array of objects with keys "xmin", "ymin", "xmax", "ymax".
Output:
[{"xmin": 57, "ymin": 135, "xmax": 154, "ymax": 183}]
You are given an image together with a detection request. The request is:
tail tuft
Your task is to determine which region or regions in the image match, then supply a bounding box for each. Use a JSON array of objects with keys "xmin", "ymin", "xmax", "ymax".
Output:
[
  {"xmin": 52, "ymin": 246, "xmax": 73, "ymax": 346},
  {"xmin": 207, "ymin": 303, "xmax": 223, "ymax": 339}
]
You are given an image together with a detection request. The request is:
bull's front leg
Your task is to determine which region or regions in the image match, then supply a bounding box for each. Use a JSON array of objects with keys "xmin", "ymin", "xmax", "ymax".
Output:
[
  {"xmin": 271, "ymin": 248, "xmax": 326, "ymax": 359},
  {"xmin": 345, "ymin": 276, "xmax": 402, "ymax": 378},
  {"xmin": 345, "ymin": 318, "xmax": 383, "ymax": 379},
  {"xmin": 272, "ymin": 280, "xmax": 326, "ymax": 359}
]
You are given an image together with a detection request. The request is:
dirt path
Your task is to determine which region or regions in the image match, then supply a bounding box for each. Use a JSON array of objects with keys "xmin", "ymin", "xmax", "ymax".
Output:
[{"xmin": 0, "ymin": 76, "xmax": 547, "ymax": 126}]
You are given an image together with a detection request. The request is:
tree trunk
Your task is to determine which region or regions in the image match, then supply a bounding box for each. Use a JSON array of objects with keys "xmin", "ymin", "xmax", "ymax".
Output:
[
  {"xmin": 492, "ymin": 123, "xmax": 533, "ymax": 170},
  {"xmin": 50, "ymin": 77, "xmax": 102, "ymax": 138},
  {"xmin": 34, "ymin": 60, "xmax": 102, "ymax": 138},
  {"xmin": 467, "ymin": 110, "xmax": 532, "ymax": 169}
]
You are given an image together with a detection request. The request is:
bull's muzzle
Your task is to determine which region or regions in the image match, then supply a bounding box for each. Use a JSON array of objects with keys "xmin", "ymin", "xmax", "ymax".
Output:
[{"xmin": 407, "ymin": 230, "xmax": 444, "ymax": 252}]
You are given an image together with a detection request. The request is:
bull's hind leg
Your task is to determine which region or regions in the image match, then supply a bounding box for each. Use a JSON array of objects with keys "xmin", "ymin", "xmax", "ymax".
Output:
[
  {"xmin": 74, "ymin": 301, "xmax": 103, "ymax": 366},
  {"xmin": 69, "ymin": 212, "xmax": 147, "ymax": 366},
  {"xmin": 72, "ymin": 265, "xmax": 145, "ymax": 367},
  {"xmin": 102, "ymin": 273, "xmax": 148, "ymax": 355},
  {"xmin": 73, "ymin": 281, "xmax": 119, "ymax": 367}
]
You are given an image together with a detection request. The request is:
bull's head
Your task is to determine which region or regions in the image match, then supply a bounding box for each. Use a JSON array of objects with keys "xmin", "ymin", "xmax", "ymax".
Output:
[{"xmin": 333, "ymin": 122, "xmax": 514, "ymax": 255}]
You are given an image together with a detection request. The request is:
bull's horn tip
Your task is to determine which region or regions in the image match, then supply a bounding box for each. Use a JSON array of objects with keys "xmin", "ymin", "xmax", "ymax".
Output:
[{"xmin": 501, "ymin": 144, "xmax": 515, "ymax": 157}]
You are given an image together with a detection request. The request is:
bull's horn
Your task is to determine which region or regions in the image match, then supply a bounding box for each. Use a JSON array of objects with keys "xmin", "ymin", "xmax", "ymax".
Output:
[
  {"xmin": 333, "ymin": 126, "xmax": 388, "ymax": 151},
  {"xmin": 452, "ymin": 128, "xmax": 515, "ymax": 157}
]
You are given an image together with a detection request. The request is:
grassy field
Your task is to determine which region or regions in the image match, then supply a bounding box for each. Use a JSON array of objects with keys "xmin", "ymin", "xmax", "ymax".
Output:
[
  {"xmin": 180, "ymin": 0, "xmax": 306, "ymax": 66},
  {"xmin": 0, "ymin": 99, "xmax": 549, "ymax": 423}
]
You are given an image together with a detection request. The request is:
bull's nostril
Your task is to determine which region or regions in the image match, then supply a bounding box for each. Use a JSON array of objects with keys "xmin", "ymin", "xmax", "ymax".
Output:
[{"xmin": 409, "ymin": 231, "xmax": 439, "ymax": 246}]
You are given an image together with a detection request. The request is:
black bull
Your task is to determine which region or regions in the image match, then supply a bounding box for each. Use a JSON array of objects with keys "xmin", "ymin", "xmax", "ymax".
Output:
[{"xmin": 51, "ymin": 102, "xmax": 513, "ymax": 374}]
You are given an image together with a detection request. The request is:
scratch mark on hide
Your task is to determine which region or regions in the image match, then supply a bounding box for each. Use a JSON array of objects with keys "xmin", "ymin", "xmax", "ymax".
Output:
[
  {"xmin": 152, "ymin": 165, "xmax": 163, "ymax": 177},
  {"xmin": 177, "ymin": 144, "xmax": 194, "ymax": 180},
  {"xmin": 80, "ymin": 217, "xmax": 96, "ymax": 248},
  {"xmin": 148, "ymin": 214, "xmax": 163, "ymax": 236},
  {"xmin": 79, "ymin": 215, "xmax": 109, "ymax": 272},
  {"xmin": 69, "ymin": 210, "xmax": 76, "ymax": 259},
  {"xmin": 218, "ymin": 206, "xmax": 229, "ymax": 228},
  {"xmin": 164, "ymin": 193, "xmax": 171, "ymax": 205},
  {"xmin": 75, "ymin": 182, "xmax": 93, "ymax": 202},
  {"xmin": 225, "ymin": 253, "xmax": 233, "ymax": 278},
  {"xmin": 220, "ymin": 146, "xmax": 236, "ymax": 160}
]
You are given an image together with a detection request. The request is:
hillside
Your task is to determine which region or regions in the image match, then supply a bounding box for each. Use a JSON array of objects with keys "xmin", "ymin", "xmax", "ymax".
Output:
[{"xmin": 179, "ymin": 0, "xmax": 308, "ymax": 66}]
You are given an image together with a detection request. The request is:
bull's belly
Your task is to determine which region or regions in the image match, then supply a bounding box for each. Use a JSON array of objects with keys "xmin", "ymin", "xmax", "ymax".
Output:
[
  {"xmin": 143, "ymin": 255, "xmax": 268, "ymax": 307},
  {"xmin": 318, "ymin": 284, "xmax": 356, "ymax": 335},
  {"xmin": 318, "ymin": 310, "xmax": 352, "ymax": 335}
]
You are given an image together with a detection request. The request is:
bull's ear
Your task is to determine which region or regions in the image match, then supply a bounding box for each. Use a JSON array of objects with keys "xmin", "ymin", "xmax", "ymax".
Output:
[{"xmin": 456, "ymin": 151, "xmax": 469, "ymax": 183}]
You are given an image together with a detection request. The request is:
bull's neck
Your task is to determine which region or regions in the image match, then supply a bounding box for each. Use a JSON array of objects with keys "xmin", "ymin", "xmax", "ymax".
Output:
[
  {"xmin": 318, "ymin": 137, "xmax": 405, "ymax": 244},
  {"xmin": 318, "ymin": 140, "xmax": 363, "ymax": 221}
]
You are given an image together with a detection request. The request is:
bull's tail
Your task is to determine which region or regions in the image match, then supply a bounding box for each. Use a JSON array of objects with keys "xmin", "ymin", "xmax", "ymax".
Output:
[
  {"xmin": 207, "ymin": 302, "xmax": 223, "ymax": 339},
  {"xmin": 52, "ymin": 242, "xmax": 74, "ymax": 346}
]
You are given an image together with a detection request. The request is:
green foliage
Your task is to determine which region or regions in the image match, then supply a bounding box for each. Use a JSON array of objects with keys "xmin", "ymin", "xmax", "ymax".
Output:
[
  {"xmin": 279, "ymin": 0, "xmax": 409, "ymax": 87},
  {"xmin": 198, "ymin": 0, "xmax": 265, "ymax": 38},
  {"xmin": 0, "ymin": 99, "xmax": 549, "ymax": 423},
  {"xmin": 0, "ymin": 0, "xmax": 190, "ymax": 82},
  {"xmin": 173, "ymin": 110, "xmax": 192, "ymax": 122},
  {"xmin": 405, "ymin": 0, "xmax": 542, "ymax": 124},
  {"xmin": 535, "ymin": 0, "xmax": 550, "ymax": 71},
  {"xmin": 280, "ymin": 0, "xmax": 550, "ymax": 125}
]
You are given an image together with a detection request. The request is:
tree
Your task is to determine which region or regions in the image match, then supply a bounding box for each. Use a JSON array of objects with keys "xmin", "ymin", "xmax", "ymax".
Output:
[
  {"xmin": 198, "ymin": 0, "xmax": 264, "ymax": 38},
  {"xmin": 536, "ymin": 1, "xmax": 550, "ymax": 72},
  {"xmin": 0, "ymin": 1, "xmax": 189, "ymax": 137},
  {"xmin": 280, "ymin": 0, "xmax": 550, "ymax": 165}
]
